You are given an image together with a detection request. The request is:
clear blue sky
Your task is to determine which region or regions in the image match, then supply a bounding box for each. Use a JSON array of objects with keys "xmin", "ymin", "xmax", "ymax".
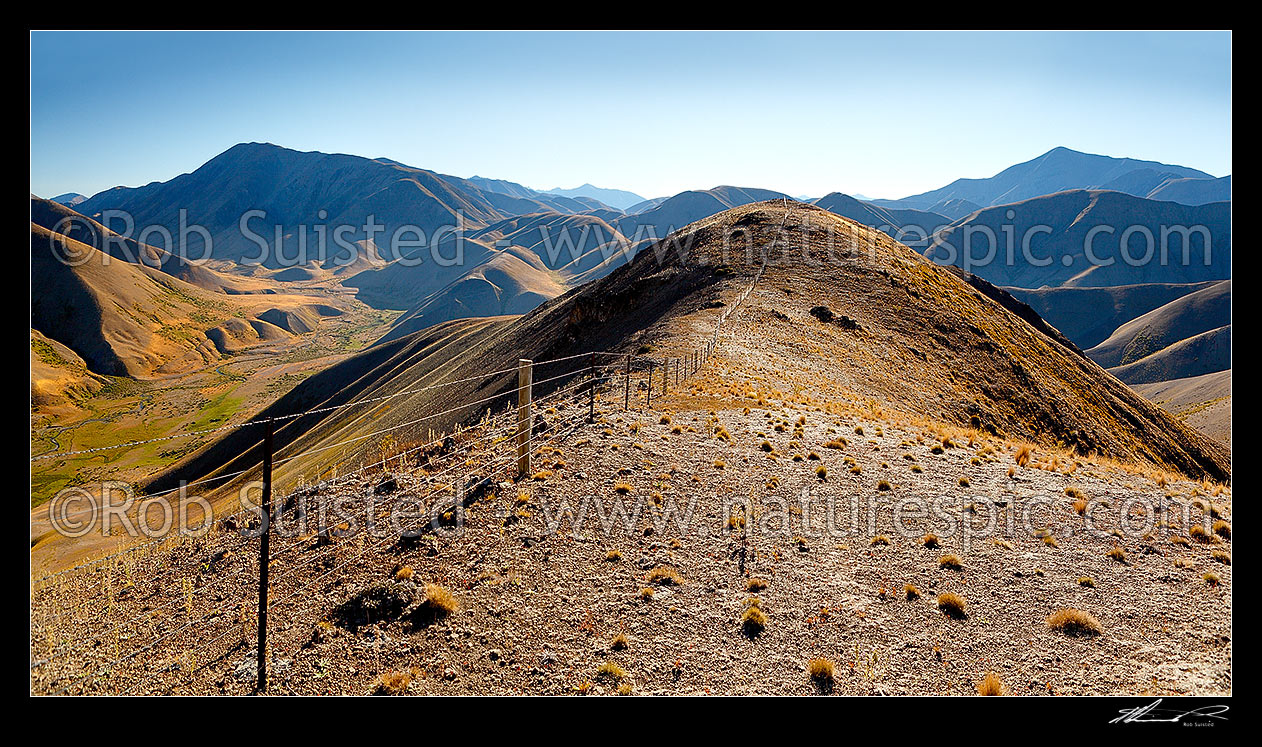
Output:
[{"xmin": 30, "ymin": 31, "xmax": 1231, "ymax": 201}]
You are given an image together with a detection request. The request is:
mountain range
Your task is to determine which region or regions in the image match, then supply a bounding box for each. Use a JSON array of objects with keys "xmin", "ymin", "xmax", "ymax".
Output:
[
  {"xmin": 872, "ymin": 146, "xmax": 1228, "ymax": 211},
  {"xmin": 45, "ymin": 142, "xmax": 1231, "ymax": 444},
  {"xmin": 543, "ymin": 183, "xmax": 646, "ymax": 210}
]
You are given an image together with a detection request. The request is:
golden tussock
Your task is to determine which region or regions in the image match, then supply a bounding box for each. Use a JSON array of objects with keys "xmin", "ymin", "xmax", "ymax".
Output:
[{"xmin": 1046, "ymin": 608, "xmax": 1102, "ymax": 636}]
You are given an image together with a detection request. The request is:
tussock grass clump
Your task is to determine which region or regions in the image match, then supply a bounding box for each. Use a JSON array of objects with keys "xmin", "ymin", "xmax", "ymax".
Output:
[
  {"xmin": 870, "ymin": 535, "xmax": 890, "ymax": 546},
  {"xmin": 824, "ymin": 439, "xmax": 847, "ymax": 450},
  {"xmin": 613, "ymin": 482, "xmax": 633, "ymax": 495},
  {"xmin": 1077, "ymin": 576, "xmax": 1096, "ymax": 588},
  {"xmin": 746, "ymin": 577, "xmax": 769, "ymax": 592},
  {"xmin": 904, "ymin": 583, "xmax": 921, "ymax": 600},
  {"xmin": 807, "ymin": 658, "xmax": 835, "ymax": 692},
  {"xmin": 374, "ymin": 667, "xmax": 418, "ymax": 695},
  {"xmin": 1046, "ymin": 608, "xmax": 1102, "ymax": 636},
  {"xmin": 417, "ymin": 584, "xmax": 458, "ymax": 621},
  {"xmin": 1014, "ymin": 445, "xmax": 1032, "ymax": 467},
  {"xmin": 815, "ymin": 464, "xmax": 828, "ymax": 481},
  {"xmin": 759, "ymin": 440, "xmax": 774, "ymax": 452},
  {"xmin": 1105, "ymin": 545, "xmax": 1126, "ymax": 563},
  {"xmin": 958, "ymin": 477, "xmax": 970, "ymax": 488},
  {"xmin": 1213, "ymin": 520, "xmax": 1231, "ymax": 540},
  {"xmin": 1204, "ymin": 571, "xmax": 1222, "ymax": 586},
  {"xmin": 659, "ymin": 414, "xmax": 671, "ymax": 425},
  {"xmin": 638, "ymin": 587, "xmax": 655, "ymax": 601},
  {"xmin": 741, "ymin": 599, "xmax": 767, "ymax": 636},
  {"xmin": 937, "ymin": 592, "xmax": 967, "ymax": 618},
  {"xmin": 531, "ymin": 469, "xmax": 553, "ymax": 481},
  {"xmin": 393, "ymin": 565, "xmax": 415, "ymax": 582},
  {"xmin": 596, "ymin": 661, "xmax": 627, "ymax": 682},
  {"xmin": 1043, "ymin": 535, "xmax": 1060, "ymax": 548},
  {"xmin": 606, "ymin": 550, "xmax": 622, "ymax": 562},
  {"xmin": 877, "ymin": 479, "xmax": 892, "ymax": 491},
  {"xmin": 1189, "ymin": 525, "xmax": 1215, "ymax": 543},
  {"xmin": 939, "ymin": 554, "xmax": 963, "ymax": 570},
  {"xmin": 976, "ymin": 671, "xmax": 1005, "ymax": 696},
  {"xmin": 1073, "ymin": 498, "xmax": 1088, "ymax": 515},
  {"xmin": 1211, "ymin": 550, "xmax": 1231, "ymax": 565},
  {"xmin": 646, "ymin": 566, "xmax": 683, "ymax": 586},
  {"xmin": 611, "ymin": 632, "xmax": 629, "ymax": 651},
  {"xmin": 910, "ymin": 464, "xmax": 923, "ymax": 473},
  {"xmin": 922, "ymin": 533, "xmax": 940, "ymax": 549}
]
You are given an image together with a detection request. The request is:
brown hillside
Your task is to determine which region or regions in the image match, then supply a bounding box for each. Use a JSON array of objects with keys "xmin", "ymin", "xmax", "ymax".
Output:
[{"xmin": 151, "ymin": 200, "xmax": 1227, "ymax": 504}]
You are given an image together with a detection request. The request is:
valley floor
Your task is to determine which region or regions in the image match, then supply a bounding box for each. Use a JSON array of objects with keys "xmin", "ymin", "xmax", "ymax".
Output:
[{"xmin": 29, "ymin": 297, "xmax": 400, "ymax": 573}]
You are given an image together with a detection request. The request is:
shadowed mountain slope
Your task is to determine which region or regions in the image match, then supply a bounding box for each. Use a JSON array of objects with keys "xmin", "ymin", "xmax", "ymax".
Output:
[
  {"xmin": 812, "ymin": 192, "xmax": 950, "ymax": 249},
  {"xmin": 924, "ymin": 190, "xmax": 1230, "ymax": 288},
  {"xmin": 30, "ymin": 224, "xmax": 223, "ymax": 377},
  {"xmin": 1004, "ymin": 281, "xmax": 1219, "ymax": 349},
  {"xmin": 30, "ymin": 196, "xmax": 248, "ymax": 294},
  {"xmin": 1148, "ymin": 175, "xmax": 1232, "ymax": 205},
  {"xmin": 376, "ymin": 251, "xmax": 566, "ymax": 345},
  {"xmin": 74, "ymin": 143, "xmax": 600, "ymax": 272},
  {"xmin": 1099, "ymin": 170, "xmax": 1232, "ymax": 206},
  {"xmin": 1087, "ymin": 280, "xmax": 1231, "ymax": 369},
  {"xmin": 1107, "ymin": 325, "xmax": 1231, "ymax": 386}
]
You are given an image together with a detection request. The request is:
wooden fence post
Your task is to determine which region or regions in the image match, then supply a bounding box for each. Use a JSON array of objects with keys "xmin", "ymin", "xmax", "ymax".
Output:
[
  {"xmin": 516, "ymin": 359, "xmax": 533, "ymax": 477},
  {"xmin": 256, "ymin": 422, "xmax": 273, "ymax": 693},
  {"xmin": 588, "ymin": 353, "xmax": 596, "ymax": 421}
]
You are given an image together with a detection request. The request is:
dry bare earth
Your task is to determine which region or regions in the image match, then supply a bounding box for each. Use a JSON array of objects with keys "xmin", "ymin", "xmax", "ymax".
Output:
[
  {"xmin": 32, "ymin": 202, "xmax": 1230, "ymax": 695},
  {"xmin": 29, "ymin": 386, "xmax": 1232, "ymax": 695}
]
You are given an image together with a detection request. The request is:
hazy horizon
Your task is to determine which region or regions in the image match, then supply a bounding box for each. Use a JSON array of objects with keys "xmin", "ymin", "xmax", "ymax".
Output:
[{"xmin": 30, "ymin": 31, "xmax": 1231, "ymax": 201}]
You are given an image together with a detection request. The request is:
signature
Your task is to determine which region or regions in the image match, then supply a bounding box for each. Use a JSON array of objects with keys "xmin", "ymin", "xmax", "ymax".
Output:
[{"xmin": 1111, "ymin": 699, "xmax": 1229, "ymax": 725}]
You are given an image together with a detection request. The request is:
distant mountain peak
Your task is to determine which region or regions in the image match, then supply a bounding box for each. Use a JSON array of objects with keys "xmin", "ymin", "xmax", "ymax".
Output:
[
  {"xmin": 542, "ymin": 183, "xmax": 646, "ymax": 211},
  {"xmin": 50, "ymin": 192, "xmax": 86, "ymax": 207},
  {"xmin": 874, "ymin": 147, "xmax": 1217, "ymax": 212}
]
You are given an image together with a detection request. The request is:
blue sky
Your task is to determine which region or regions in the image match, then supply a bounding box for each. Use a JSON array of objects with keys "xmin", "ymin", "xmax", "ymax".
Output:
[{"xmin": 30, "ymin": 31, "xmax": 1231, "ymax": 201}]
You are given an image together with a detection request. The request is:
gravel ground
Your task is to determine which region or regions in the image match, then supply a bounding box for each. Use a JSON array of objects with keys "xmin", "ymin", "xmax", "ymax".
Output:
[{"xmin": 31, "ymin": 359, "xmax": 1231, "ymax": 696}]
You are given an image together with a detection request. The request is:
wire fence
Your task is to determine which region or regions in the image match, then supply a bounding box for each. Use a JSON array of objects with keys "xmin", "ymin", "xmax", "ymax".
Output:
[{"xmin": 29, "ymin": 201, "xmax": 793, "ymax": 695}]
